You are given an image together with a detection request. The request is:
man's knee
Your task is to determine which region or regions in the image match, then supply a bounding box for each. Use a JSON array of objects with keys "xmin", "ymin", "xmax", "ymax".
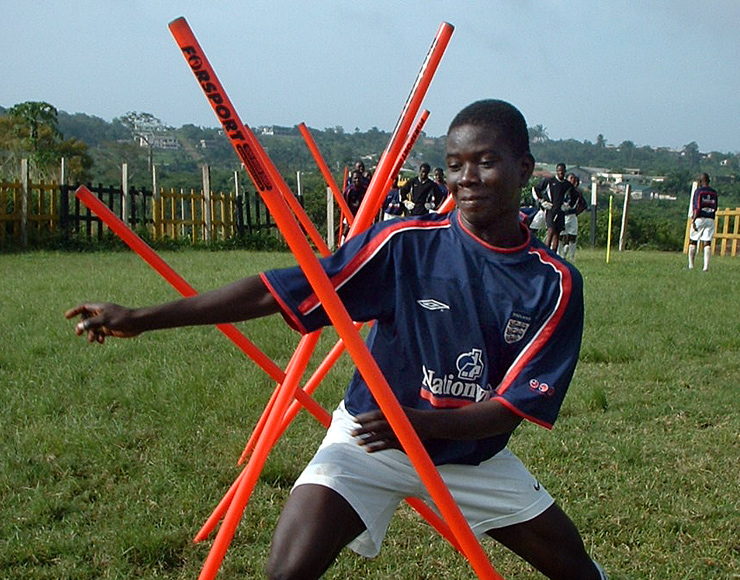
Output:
[
  {"xmin": 266, "ymin": 556, "xmax": 319, "ymax": 580},
  {"xmin": 486, "ymin": 504, "xmax": 599, "ymax": 580},
  {"xmin": 266, "ymin": 484, "xmax": 365, "ymax": 580}
]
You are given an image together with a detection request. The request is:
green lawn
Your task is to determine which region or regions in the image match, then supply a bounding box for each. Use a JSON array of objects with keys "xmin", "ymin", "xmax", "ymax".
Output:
[{"xmin": 0, "ymin": 248, "xmax": 738, "ymax": 579}]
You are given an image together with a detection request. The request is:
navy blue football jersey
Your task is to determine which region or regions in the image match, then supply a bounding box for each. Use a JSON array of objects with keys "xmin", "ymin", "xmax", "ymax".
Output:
[
  {"xmin": 262, "ymin": 210, "xmax": 584, "ymax": 465},
  {"xmin": 692, "ymin": 186, "xmax": 718, "ymax": 220}
]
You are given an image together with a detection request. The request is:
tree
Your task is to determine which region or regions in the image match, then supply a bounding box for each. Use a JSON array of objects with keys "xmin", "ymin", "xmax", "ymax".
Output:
[
  {"xmin": 680, "ymin": 141, "xmax": 701, "ymax": 172},
  {"xmin": 529, "ymin": 124, "xmax": 549, "ymax": 144},
  {"xmin": 0, "ymin": 101, "xmax": 92, "ymax": 181},
  {"xmin": 117, "ymin": 111, "xmax": 167, "ymax": 171}
]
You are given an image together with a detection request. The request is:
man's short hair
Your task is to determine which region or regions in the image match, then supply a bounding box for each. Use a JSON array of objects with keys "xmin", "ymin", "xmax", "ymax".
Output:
[
  {"xmin": 419, "ymin": 162, "xmax": 431, "ymax": 172},
  {"xmin": 448, "ymin": 100, "xmax": 530, "ymax": 157}
]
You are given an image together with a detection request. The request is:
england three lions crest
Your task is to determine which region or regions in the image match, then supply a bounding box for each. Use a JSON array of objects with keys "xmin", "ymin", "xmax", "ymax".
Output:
[{"xmin": 504, "ymin": 313, "xmax": 531, "ymax": 344}]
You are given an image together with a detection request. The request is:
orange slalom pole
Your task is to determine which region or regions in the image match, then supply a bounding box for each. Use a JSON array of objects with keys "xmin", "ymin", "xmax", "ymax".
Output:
[
  {"xmin": 268, "ymin": 321, "xmax": 366, "ymax": 455},
  {"xmin": 77, "ymin": 184, "xmax": 330, "ymax": 467},
  {"xmin": 169, "ymin": 18, "xmax": 502, "ymax": 580},
  {"xmin": 198, "ymin": 328, "xmax": 316, "ymax": 580},
  {"xmin": 390, "ymin": 109, "xmax": 430, "ymax": 182},
  {"xmin": 195, "ymin": 331, "xmax": 321, "ymax": 543},
  {"xmin": 371, "ymin": 109, "xmax": 430, "ymax": 219},
  {"xmin": 337, "ymin": 166, "xmax": 349, "ymax": 244},
  {"xmin": 437, "ymin": 193, "xmax": 455, "ymax": 214},
  {"xmin": 298, "ymin": 123, "xmax": 354, "ymax": 225},
  {"xmin": 169, "ymin": 18, "xmax": 330, "ymax": 258},
  {"xmin": 405, "ymin": 496, "xmax": 462, "ymax": 553},
  {"xmin": 351, "ymin": 22, "xmax": 454, "ymax": 237},
  {"xmin": 74, "ymin": 186, "xmax": 285, "ymax": 384},
  {"xmin": 236, "ymin": 330, "xmax": 330, "ymax": 465}
]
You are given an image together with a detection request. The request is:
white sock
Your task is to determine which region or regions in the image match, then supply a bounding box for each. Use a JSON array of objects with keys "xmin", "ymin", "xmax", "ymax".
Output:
[
  {"xmin": 703, "ymin": 245, "xmax": 711, "ymax": 271},
  {"xmin": 558, "ymin": 243, "xmax": 568, "ymax": 258},
  {"xmin": 568, "ymin": 242, "xmax": 576, "ymax": 261},
  {"xmin": 688, "ymin": 245, "xmax": 696, "ymax": 269}
]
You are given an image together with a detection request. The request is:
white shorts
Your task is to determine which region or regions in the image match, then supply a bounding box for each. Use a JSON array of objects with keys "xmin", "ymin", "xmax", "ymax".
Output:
[
  {"xmin": 562, "ymin": 214, "xmax": 578, "ymax": 236},
  {"xmin": 529, "ymin": 209, "xmax": 546, "ymax": 231},
  {"xmin": 293, "ymin": 403, "xmax": 554, "ymax": 557},
  {"xmin": 690, "ymin": 217, "xmax": 715, "ymax": 242}
]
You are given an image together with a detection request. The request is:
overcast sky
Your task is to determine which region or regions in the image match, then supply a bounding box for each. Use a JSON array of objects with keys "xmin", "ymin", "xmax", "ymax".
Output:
[{"xmin": 3, "ymin": 1, "xmax": 738, "ymax": 153}]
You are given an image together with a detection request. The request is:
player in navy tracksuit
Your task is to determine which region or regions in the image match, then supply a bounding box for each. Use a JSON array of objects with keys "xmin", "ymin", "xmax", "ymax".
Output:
[
  {"xmin": 534, "ymin": 163, "xmax": 577, "ymax": 251},
  {"xmin": 67, "ymin": 100, "xmax": 606, "ymax": 580}
]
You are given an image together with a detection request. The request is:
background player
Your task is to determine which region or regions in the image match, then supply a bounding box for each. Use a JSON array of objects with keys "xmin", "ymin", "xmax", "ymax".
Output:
[
  {"xmin": 559, "ymin": 172, "xmax": 587, "ymax": 261},
  {"xmin": 66, "ymin": 100, "xmax": 606, "ymax": 580},
  {"xmin": 399, "ymin": 162, "xmax": 444, "ymax": 215},
  {"xmin": 688, "ymin": 172, "xmax": 719, "ymax": 271},
  {"xmin": 534, "ymin": 162, "xmax": 576, "ymax": 251}
]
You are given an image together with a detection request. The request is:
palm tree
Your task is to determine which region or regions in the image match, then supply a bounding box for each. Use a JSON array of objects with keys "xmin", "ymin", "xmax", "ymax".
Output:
[{"xmin": 529, "ymin": 124, "xmax": 549, "ymax": 144}]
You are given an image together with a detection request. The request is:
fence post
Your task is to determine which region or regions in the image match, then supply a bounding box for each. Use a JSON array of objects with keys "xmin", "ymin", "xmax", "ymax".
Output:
[
  {"xmin": 121, "ymin": 163, "xmax": 130, "ymax": 226},
  {"xmin": 202, "ymin": 164, "xmax": 212, "ymax": 244},
  {"xmin": 151, "ymin": 164, "xmax": 160, "ymax": 239},
  {"xmin": 618, "ymin": 183, "xmax": 631, "ymax": 251},
  {"xmin": 683, "ymin": 181, "xmax": 698, "ymax": 253},
  {"xmin": 20, "ymin": 159, "xmax": 29, "ymax": 248},
  {"xmin": 244, "ymin": 189, "xmax": 252, "ymax": 235},
  {"xmin": 296, "ymin": 170, "xmax": 304, "ymax": 207},
  {"xmin": 326, "ymin": 186, "xmax": 335, "ymax": 250},
  {"xmin": 234, "ymin": 170, "xmax": 245, "ymax": 238},
  {"xmin": 590, "ymin": 180, "xmax": 598, "ymax": 249},
  {"xmin": 59, "ymin": 158, "xmax": 69, "ymax": 238}
]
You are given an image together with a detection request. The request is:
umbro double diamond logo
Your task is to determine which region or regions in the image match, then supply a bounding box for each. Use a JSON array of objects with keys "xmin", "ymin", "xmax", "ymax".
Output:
[{"xmin": 417, "ymin": 299, "xmax": 450, "ymax": 311}]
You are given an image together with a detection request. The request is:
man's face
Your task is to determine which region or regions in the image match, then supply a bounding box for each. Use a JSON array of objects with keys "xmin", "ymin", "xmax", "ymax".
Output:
[
  {"xmin": 419, "ymin": 166, "xmax": 430, "ymax": 181},
  {"xmin": 556, "ymin": 165, "xmax": 566, "ymax": 180},
  {"xmin": 446, "ymin": 124, "xmax": 533, "ymax": 230}
]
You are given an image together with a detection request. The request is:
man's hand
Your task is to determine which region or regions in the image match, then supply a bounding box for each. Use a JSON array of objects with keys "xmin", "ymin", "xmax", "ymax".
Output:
[
  {"xmin": 65, "ymin": 303, "xmax": 141, "ymax": 344},
  {"xmin": 352, "ymin": 407, "xmax": 431, "ymax": 453},
  {"xmin": 351, "ymin": 400, "xmax": 522, "ymax": 453}
]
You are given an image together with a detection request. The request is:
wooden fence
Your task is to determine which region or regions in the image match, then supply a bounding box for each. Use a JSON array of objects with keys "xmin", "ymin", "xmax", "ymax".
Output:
[
  {"xmin": 683, "ymin": 208, "xmax": 740, "ymax": 257},
  {"xmin": 0, "ymin": 177, "xmax": 276, "ymax": 248}
]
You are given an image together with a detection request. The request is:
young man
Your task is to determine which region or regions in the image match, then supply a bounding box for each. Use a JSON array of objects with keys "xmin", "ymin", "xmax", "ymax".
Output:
[
  {"xmin": 533, "ymin": 162, "xmax": 576, "ymax": 251},
  {"xmin": 399, "ymin": 162, "xmax": 444, "ymax": 215},
  {"xmin": 432, "ymin": 166, "xmax": 450, "ymax": 207},
  {"xmin": 66, "ymin": 100, "xmax": 606, "ymax": 580},
  {"xmin": 343, "ymin": 169, "xmax": 367, "ymax": 217},
  {"xmin": 688, "ymin": 172, "xmax": 719, "ymax": 271},
  {"xmin": 559, "ymin": 173, "xmax": 587, "ymax": 261},
  {"xmin": 381, "ymin": 176, "xmax": 404, "ymax": 220}
]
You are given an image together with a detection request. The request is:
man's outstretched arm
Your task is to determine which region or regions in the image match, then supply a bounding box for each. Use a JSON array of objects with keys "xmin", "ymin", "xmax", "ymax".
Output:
[{"xmin": 65, "ymin": 275, "xmax": 278, "ymax": 344}]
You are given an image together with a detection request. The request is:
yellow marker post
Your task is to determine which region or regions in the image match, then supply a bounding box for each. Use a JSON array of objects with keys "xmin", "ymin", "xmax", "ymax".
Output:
[{"xmin": 606, "ymin": 194, "xmax": 613, "ymax": 263}]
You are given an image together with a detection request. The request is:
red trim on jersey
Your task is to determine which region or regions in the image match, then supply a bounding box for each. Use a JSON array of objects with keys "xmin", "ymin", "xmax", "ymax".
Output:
[
  {"xmin": 494, "ymin": 246, "xmax": 572, "ymax": 404},
  {"xmin": 494, "ymin": 395, "xmax": 553, "ymax": 429},
  {"xmin": 420, "ymin": 389, "xmax": 474, "ymax": 408},
  {"xmin": 297, "ymin": 217, "xmax": 452, "ymax": 316},
  {"xmin": 260, "ymin": 272, "xmax": 308, "ymax": 334},
  {"xmin": 456, "ymin": 212, "xmax": 531, "ymax": 252}
]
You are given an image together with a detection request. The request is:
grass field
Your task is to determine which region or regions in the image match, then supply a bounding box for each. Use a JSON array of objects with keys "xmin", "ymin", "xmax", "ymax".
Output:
[{"xmin": 1, "ymin": 248, "xmax": 738, "ymax": 580}]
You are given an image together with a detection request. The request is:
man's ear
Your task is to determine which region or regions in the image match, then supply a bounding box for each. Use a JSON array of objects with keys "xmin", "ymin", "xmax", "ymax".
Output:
[{"xmin": 519, "ymin": 153, "xmax": 535, "ymax": 187}]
